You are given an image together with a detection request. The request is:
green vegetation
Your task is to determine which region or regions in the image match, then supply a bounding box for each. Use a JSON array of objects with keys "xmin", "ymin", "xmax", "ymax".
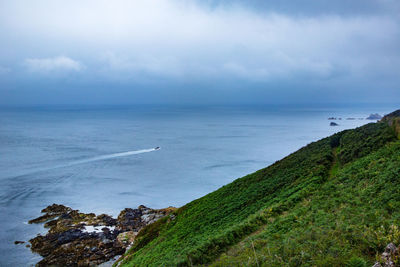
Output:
[{"xmin": 118, "ymin": 113, "xmax": 400, "ymax": 267}]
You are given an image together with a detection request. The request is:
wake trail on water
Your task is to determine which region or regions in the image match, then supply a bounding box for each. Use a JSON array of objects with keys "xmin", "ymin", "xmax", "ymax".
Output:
[
  {"xmin": 62, "ymin": 148, "xmax": 157, "ymax": 167},
  {"xmin": 6, "ymin": 148, "xmax": 159, "ymax": 180}
]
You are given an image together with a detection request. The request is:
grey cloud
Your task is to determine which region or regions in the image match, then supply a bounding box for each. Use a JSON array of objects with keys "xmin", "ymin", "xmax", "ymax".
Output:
[
  {"xmin": 0, "ymin": 0, "xmax": 399, "ymax": 105},
  {"xmin": 24, "ymin": 56, "xmax": 84, "ymax": 73},
  {"xmin": 202, "ymin": 0, "xmax": 400, "ymax": 16}
]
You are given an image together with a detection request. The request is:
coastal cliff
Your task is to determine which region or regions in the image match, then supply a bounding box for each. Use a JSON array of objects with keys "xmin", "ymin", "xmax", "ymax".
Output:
[{"xmin": 117, "ymin": 109, "xmax": 400, "ymax": 266}]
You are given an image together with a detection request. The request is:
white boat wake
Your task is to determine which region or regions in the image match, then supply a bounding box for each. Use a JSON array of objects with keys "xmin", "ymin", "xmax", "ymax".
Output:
[
  {"xmin": 9, "ymin": 148, "xmax": 160, "ymax": 179},
  {"xmin": 64, "ymin": 148, "xmax": 157, "ymax": 167}
]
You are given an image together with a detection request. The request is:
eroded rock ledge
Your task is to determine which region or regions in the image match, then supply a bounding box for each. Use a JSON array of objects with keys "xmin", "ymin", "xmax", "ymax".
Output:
[{"xmin": 28, "ymin": 204, "xmax": 176, "ymax": 266}]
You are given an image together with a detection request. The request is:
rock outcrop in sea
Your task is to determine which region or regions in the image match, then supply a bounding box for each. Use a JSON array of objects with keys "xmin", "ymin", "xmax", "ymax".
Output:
[
  {"xmin": 367, "ymin": 113, "xmax": 383, "ymax": 120},
  {"xmin": 27, "ymin": 204, "xmax": 176, "ymax": 266}
]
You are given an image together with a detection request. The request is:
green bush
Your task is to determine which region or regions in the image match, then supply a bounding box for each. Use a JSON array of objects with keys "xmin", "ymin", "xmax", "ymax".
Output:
[{"xmin": 346, "ymin": 256, "xmax": 367, "ymax": 267}]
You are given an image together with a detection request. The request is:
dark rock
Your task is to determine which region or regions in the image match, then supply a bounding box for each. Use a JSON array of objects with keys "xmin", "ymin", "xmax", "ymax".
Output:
[
  {"xmin": 41, "ymin": 203, "xmax": 72, "ymax": 214},
  {"xmin": 97, "ymin": 214, "xmax": 117, "ymax": 226},
  {"xmin": 14, "ymin": 241, "xmax": 25, "ymax": 245},
  {"xmin": 44, "ymin": 219, "xmax": 58, "ymax": 228},
  {"xmin": 28, "ymin": 214, "xmax": 59, "ymax": 224},
  {"xmin": 29, "ymin": 204, "xmax": 72, "ymax": 224},
  {"xmin": 330, "ymin": 122, "xmax": 339, "ymax": 126},
  {"xmin": 59, "ymin": 213, "xmax": 73, "ymax": 220},
  {"xmin": 56, "ymin": 229, "xmax": 89, "ymax": 245},
  {"xmin": 117, "ymin": 207, "xmax": 146, "ymax": 232},
  {"xmin": 328, "ymin": 117, "xmax": 336, "ymax": 120}
]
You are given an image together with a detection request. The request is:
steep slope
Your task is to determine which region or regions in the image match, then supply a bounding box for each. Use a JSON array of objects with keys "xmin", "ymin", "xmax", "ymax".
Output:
[
  {"xmin": 118, "ymin": 111, "xmax": 400, "ymax": 267},
  {"xmin": 214, "ymin": 139, "xmax": 400, "ymax": 266}
]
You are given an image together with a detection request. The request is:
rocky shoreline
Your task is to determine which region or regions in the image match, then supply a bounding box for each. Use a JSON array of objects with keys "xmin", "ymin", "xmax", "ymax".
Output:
[{"xmin": 25, "ymin": 204, "xmax": 176, "ymax": 266}]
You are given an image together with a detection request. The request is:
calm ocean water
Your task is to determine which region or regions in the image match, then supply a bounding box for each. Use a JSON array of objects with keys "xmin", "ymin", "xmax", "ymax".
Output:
[{"xmin": 0, "ymin": 105, "xmax": 396, "ymax": 266}]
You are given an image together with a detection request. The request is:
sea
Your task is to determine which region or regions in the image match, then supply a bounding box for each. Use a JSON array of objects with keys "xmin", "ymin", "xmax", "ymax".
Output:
[{"xmin": 0, "ymin": 105, "xmax": 396, "ymax": 266}]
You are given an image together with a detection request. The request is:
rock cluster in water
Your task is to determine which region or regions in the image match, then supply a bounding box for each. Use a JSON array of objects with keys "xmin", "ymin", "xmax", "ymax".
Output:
[
  {"xmin": 27, "ymin": 204, "xmax": 176, "ymax": 266},
  {"xmin": 367, "ymin": 113, "xmax": 383, "ymax": 120}
]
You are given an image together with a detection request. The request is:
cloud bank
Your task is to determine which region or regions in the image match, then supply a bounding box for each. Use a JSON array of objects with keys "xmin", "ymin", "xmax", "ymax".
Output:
[
  {"xmin": 24, "ymin": 56, "xmax": 84, "ymax": 73},
  {"xmin": 0, "ymin": 0, "xmax": 399, "ymax": 104}
]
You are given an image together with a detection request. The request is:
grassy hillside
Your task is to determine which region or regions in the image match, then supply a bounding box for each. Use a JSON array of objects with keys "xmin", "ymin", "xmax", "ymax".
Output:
[{"xmin": 118, "ymin": 111, "xmax": 400, "ymax": 267}]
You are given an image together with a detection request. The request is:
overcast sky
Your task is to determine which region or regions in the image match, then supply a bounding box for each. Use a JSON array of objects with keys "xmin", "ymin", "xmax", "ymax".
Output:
[{"xmin": 0, "ymin": 0, "xmax": 399, "ymax": 105}]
